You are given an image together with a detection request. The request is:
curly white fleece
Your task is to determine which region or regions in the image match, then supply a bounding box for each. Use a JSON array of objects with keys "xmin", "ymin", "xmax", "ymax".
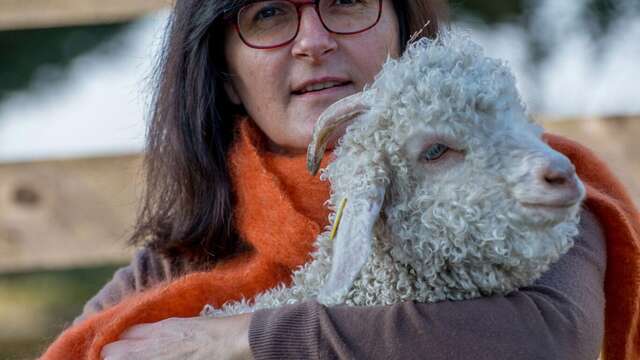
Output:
[{"xmin": 203, "ymin": 33, "xmax": 581, "ymax": 316}]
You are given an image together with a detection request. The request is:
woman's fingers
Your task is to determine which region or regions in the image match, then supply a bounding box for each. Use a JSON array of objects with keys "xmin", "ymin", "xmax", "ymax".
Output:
[
  {"xmin": 102, "ymin": 339, "xmax": 155, "ymax": 359},
  {"xmin": 119, "ymin": 317, "xmax": 192, "ymax": 339},
  {"xmin": 101, "ymin": 336, "xmax": 197, "ymax": 359},
  {"xmin": 118, "ymin": 323, "xmax": 157, "ymax": 340},
  {"xmin": 101, "ymin": 315, "xmax": 253, "ymax": 360}
]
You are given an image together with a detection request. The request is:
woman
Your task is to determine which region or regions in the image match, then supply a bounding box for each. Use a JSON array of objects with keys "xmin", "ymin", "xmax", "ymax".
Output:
[{"xmin": 43, "ymin": 0, "xmax": 640, "ymax": 359}]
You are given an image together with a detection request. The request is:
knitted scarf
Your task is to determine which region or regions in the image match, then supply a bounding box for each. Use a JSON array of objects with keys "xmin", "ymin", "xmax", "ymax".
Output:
[{"xmin": 41, "ymin": 118, "xmax": 640, "ymax": 360}]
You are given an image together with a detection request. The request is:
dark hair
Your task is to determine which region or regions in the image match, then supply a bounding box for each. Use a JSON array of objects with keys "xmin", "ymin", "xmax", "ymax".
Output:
[{"xmin": 131, "ymin": 0, "xmax": 448, "ymax": 268}]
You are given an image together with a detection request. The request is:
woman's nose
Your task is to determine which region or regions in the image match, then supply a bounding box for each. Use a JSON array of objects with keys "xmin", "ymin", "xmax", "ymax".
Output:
[{"xmin": 291, "ymin": 7, "xmax": 338, "ymax": 62}]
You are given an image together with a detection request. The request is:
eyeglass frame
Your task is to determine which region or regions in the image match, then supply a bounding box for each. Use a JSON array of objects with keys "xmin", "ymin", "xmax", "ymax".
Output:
[{"xmin": 231, "ymin": 0, "xmax": 384, "ymax": 49}]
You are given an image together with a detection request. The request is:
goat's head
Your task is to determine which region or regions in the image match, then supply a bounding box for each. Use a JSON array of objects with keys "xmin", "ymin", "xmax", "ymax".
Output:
[{"xmin": 310, "ymin": 34, "xmax": 585, "ymax": 301}]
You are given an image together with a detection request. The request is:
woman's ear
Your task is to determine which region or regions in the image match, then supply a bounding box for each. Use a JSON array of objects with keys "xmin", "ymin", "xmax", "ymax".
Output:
[{"xmin": 223, "ymin": 79, "xmax": 242, "ymax": 105}]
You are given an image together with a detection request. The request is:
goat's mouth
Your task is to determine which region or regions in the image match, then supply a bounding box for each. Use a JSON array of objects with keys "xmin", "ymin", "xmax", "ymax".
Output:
[
  {"xmin": 515, "ymin": 201, "xmax": 581, "ymax": 226},
  {"xmin": 520, "ymin": 202, "xmax": 576, "ymax": 210}
]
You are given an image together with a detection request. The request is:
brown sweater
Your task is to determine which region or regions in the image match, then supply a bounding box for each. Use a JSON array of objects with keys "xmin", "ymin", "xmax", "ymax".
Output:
[{"xmin": 77, "ymin": 208, "xmax": 606, "ymax": 359}]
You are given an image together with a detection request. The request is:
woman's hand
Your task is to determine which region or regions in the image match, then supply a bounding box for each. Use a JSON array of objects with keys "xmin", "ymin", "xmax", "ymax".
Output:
[{"xmin": 101, "ymin": 313, "xmax": 253, "ymax": 360}]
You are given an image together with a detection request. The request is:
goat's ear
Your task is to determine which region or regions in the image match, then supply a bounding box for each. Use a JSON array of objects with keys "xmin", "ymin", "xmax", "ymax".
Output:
[
  {"xmin": 307, "ymin": 92, "xmax": 369, "ymax": 175},
  {"xmin": 318, "ymin": 184, "xmax": 386, "ymax": 303}
]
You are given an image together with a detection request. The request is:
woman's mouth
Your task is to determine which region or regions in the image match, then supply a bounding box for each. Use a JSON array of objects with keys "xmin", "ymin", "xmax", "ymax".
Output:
[{"xmin": 292, "ymin": 80, "xmax": 352, "ymax": 96}]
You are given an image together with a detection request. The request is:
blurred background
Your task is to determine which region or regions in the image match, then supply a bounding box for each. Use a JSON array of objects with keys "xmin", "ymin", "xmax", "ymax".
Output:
[{"xmin": 1, "ymin": 0, "xmax": 638, "ymax": 358}]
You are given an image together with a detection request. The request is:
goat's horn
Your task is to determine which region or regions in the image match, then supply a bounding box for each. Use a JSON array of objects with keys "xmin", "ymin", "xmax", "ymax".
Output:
[{"xmin": 307, "ymin": 92, "xmax": 369, "ymax": 175}]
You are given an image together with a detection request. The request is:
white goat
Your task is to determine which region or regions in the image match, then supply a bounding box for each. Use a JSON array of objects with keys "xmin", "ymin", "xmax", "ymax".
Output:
[{"xmin": 202, "ymin": 33, "xmax": 585, "ymax": 316}]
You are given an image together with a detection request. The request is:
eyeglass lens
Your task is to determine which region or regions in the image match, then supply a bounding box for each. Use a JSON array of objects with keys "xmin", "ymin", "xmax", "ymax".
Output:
[{"xmin": 237, "ymin": 0, "xmax": 381, "ymax": 48}]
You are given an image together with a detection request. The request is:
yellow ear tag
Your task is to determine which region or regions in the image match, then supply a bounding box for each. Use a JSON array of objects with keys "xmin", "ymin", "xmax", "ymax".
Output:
[{"xmin": 329, "ymin": 197, "xmax": 348, "ymax": 241}]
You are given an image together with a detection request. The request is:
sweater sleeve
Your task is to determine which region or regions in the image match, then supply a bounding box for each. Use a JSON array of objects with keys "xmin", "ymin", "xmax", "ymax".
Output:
[
  {"xmin": 248, "ymin": 208, "xmax": 606, "ymax": 360},
  {"xmin": 73, "ymin": 247, "xmax": 178, "ymax": 324}
]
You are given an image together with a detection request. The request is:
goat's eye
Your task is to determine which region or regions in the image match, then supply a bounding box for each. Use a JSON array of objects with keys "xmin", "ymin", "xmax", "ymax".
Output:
[{"xmin": 422, "ymin": 143, "xmax": 449, "ymax": 161}]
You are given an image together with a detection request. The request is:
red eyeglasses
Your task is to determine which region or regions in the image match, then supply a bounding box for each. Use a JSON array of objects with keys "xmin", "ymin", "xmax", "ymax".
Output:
[{"xmin": 234, "ymin": 0, "xmax": 383, "ymax": 49}]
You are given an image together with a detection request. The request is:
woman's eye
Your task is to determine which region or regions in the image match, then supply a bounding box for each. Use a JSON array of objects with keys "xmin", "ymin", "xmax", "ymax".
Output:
[
  {"xmin": 254, "ymin": 5, "xmax": 285, "ymax": 21},
  {"xmin": 422, "ymin": 143, "xmax": 449, "ymax": 161},
  {"xmin": 333, "ymin": 0, "xmax": 358, "ymax": 6}
]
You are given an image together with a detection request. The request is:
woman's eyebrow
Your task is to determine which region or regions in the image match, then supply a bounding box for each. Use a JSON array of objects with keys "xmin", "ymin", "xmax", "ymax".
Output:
[
  {"xmin": 224, "ymin": 0, "xmax": 257, "ymax": 13},
  {"xmin": 221, "ymin": 1, "xmax": 248, "ymax": 18}
]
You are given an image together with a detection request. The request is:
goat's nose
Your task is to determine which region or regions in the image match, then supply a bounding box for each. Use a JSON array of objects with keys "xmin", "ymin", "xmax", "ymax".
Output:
[
  {"xmin": 512, "ymin": 143, "xmax": 585, "ymax": 210},
  {"xmin": 541, "ymin": 159, "xmax": 575, "ymax": 187},
  {"xmin": 533, "ymin": 155, "xmax": 582, "ymax": 206}
]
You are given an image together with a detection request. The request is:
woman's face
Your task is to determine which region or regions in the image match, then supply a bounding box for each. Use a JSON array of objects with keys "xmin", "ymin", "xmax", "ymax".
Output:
[{"xmin": 224, "ymin": 0, "xmax": 400, "ymax": 154}]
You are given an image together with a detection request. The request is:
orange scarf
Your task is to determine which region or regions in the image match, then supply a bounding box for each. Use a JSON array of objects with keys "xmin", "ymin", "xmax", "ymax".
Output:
[{"xmin": 41, "ymin": 120, "xmax": 640, "ymax": 360}]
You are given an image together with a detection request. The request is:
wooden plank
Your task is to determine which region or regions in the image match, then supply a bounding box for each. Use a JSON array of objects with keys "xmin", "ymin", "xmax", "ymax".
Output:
[
  {"xmin": 0, "ymin": 155, "xmax": 141, "ymax": 272},
  {"xmin": 0, "ymin": 0, "xmax": 171, "ymax": 30},
  {"xmin": 0, "ymin": 117, "xmax": 638, "ymax": 272}
]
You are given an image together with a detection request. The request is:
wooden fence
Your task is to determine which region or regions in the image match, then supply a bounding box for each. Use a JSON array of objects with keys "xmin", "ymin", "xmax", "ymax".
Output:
[
  {"xmin": 0, "ymin": 117, "xmax": 638, "ymax": 273},
  {"xmin": 0, "ymin": 0, "xmax": 170, "ymax": 30},
  {"xmin": 0, "ymin": 155, "xmax": 141, "ymax": 272}
]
